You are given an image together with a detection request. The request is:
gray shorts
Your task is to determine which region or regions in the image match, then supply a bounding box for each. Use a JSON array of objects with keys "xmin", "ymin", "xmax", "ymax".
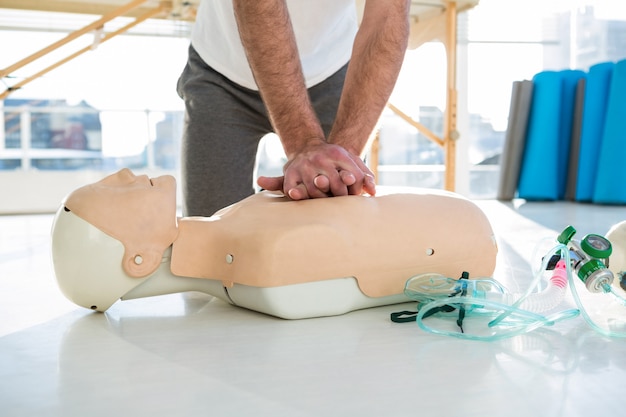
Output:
[{"xmin": 176, "ymin": 45, "xmax": 348, "ymax": 216}]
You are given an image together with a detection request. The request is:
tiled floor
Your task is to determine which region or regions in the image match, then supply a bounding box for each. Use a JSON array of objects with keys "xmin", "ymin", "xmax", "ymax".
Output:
[{"xmin": 1, "ymin": 199, "xmax": 625, "ymax": 417}]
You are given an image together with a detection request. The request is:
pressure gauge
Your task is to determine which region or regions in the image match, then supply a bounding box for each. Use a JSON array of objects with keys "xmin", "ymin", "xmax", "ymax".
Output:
[{"xmin": 581, "ymin": 234, "xmax": 612, "ymax": 259}]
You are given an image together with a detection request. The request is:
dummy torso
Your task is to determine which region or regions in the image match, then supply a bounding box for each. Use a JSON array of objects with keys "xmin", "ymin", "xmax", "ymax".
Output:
[
  {"xmin": 170, "ymin": 188, "xmax": 498, "ymax": 297},
  {"xmin": 64, "ymin": 169, "xmax": 498, "ymax": 300}
]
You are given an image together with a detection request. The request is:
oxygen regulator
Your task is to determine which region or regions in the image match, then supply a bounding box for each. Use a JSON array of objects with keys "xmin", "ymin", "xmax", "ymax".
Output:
[{"xmin": 555, "ymin": 225, "xmax": 614, "ymax": 293}]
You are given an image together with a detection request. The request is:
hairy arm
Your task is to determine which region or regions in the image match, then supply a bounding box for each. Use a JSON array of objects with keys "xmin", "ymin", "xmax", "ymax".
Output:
[
  {"xmin": 329, "ymin": 0, "xmax": 410, "ymax": 155},
  {"xmin": 232, "ymin": 0, "xmax": 324, "ymax": 157},
  {"xmin": 233, "ymin": 0, "xmax": 409, "ymax": 199}
]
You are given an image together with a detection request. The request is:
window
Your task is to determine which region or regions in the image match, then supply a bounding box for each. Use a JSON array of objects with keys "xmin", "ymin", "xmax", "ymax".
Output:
[{"xmin": 378, "ymin": 0, "xmax": 626, "ymax": 198}]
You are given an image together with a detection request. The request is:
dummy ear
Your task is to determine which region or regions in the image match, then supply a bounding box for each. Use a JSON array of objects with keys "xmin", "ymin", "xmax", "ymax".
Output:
[{"xmin": 122, "ymin": 249, "xmax": 162, "ymax": 278}]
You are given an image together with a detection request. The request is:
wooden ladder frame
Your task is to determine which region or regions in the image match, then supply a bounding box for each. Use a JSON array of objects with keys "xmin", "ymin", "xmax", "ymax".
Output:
[
  {"xmin": 2, "ymin": 0, "xmax": 463, "ymax": 192},
  {"xmin": 370, "ymin": 1, "xmax": 460, "ymax": 191},
  {"xmin": 0, "ymin": 0, "xmax": 169, "ymax": 100}
]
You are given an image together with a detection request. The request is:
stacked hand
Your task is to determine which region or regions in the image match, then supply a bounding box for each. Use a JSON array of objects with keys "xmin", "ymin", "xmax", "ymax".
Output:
[{"xmin": 257, "ymin": 142, "xmax": 376, "ymax": 200}]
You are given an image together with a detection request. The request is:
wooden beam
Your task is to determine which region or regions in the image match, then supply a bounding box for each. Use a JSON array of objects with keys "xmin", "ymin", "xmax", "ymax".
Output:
[
  {"xmin": 0, "ymin": 2, "xmax": 165, "ymax": 99},
  {"xmin": 0, "ymin": 0, "xmax": 197, "ymax": 21},
  {"xmin": 443, "ymin": 1, "xmax": 458, "ymax": 191},
  {"xmin": 386, "ymin": 102, "xmax": 445, "ymax": 148},
  {"xmin": 0, "ymin": 0, "xmax": 149, "ymax": 79},
  {"xmin": 377, "ymin": 1, "xmax": 467, "ymax": 191},
  {"xmin": 0, "ymin": 0, "xmax": 160, "ymax": 19}
]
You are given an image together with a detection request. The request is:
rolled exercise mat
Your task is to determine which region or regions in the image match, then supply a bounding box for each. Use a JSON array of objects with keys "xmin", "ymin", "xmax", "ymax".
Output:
[
  {"xmin": 518, "ymin": 70, "xmax": 585, "ymax": 200},
  {"xmin": 593, "ymin": 59, "xmax": 626, "ymax": 204},
  {"xmin": 565, "ymin": 77, "xmax": 586, "ymax": 201},
  {"xmin": 575, "ymin": 62, "xmax": 614, "ymax": 201},
  {"xmin": 497, "ymin": 80, "xmax": 533, "ymax": 201}
]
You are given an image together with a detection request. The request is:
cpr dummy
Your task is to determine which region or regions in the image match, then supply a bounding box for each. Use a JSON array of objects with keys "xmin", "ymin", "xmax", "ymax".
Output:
[{"xmin": 51, "ymin": 169, "xmax": 498, "ymax": 319}]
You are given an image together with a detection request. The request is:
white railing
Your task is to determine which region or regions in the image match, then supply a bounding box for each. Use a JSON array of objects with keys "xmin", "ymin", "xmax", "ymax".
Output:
[
  {"xmin": 0, "ymin": 103, "xmax": 500, "ymax": 213},
  {"xmin": 1, "ymin": 104, "xmax": 183, "ymax": 172},
  {"xmin": 0, "ymin": 104, "xmax": 183, "ymax": 213}
]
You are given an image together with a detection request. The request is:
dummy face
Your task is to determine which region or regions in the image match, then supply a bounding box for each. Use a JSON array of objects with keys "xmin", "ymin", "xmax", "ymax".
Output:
[
  {"xmin": 98, "ymin": 167, "xmax": 173, "ymax": 195},
  {"xmin": 65, "ymin": 168, "xmax": 179, "ymax": 278}
]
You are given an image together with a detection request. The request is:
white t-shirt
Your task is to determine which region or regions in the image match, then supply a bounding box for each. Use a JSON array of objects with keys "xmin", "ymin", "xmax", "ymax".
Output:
[{"xmin": 191, "ymin": 0, "xmax": 358, "ymax": 90}]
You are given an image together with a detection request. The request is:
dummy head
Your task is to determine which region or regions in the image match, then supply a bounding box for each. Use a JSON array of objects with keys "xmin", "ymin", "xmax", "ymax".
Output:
[{"xmin": 63, "ymin": 168, "xmax": 179, "ymax": 278}]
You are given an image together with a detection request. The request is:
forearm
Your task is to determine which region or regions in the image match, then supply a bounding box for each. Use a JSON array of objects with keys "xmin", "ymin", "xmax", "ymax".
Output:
[
  {"xmin": 232, "ymin": 0, "xmax": 324, "ymax": 158},
  {"xmin": 328, "ymin": 0, "xmax": 410, "ymax": 155}
]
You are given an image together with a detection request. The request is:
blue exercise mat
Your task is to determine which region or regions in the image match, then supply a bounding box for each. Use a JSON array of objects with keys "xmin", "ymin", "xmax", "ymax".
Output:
[
  {"xmin": 518, "ymin": 70, "xmax": 585, "ymax": 200},
  {"xmin": 575, "ymin": 62, "xmax": 614, "ymax": 201},
  {"xmin": 593, "ymin": 59, "xmax": 626, "ymax": 204}
]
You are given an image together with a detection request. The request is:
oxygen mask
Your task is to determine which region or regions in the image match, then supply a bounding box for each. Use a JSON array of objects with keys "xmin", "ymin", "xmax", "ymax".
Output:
[{"xmin": 393, "ymin": 225, "xmax": 626, "ymax": 340}]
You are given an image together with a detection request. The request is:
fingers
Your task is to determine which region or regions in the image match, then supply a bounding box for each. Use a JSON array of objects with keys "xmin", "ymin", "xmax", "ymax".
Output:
[
  {"xmin": 286, "ymin": 174, "xmax": 330, "ymax": 200},
  {"xmin": 259, "ymin": 175, "xmax": 326, "ymax": 200},
  {"xmin": 363, "ymin": 173, "xmax": 376, "ymax": 196},
  {"xmin": 273, "ymin": 142, "xmax": 377, "ymax": 200},
  {"xmin": 310, "ymin": 171, "xmax": 351, "ymax": 198},
  {"xmin": 260, "ymin": 170, "xmax": 375, "ymax": 200},
  {"xmin": 257, "ymin": 175, "xmax": 284, "ymax": 191},
  {"xmin": 287, "ymin": 183, "xmax": 307, "ymax": 200},
  {"xmin": 339, "ymin": 170, "xmax": 356, "ymax": 186},
  {"xmin": 323, "ymin": 170, "xmax": 351, "ymax": 197},
  {"xmin": 285, "ymin": 173, "xmax": 342, "ymax": 200},
  {"xmin": 346, "ymin": 158, "xmax": 376, "ymax": 196},
  {"xmin": 313, "ymin": 174, "xmax": 331, "ymax": 193},
  {"xmin": 288, "ymin": 169, "xmax": 374, "ymax": 200}
]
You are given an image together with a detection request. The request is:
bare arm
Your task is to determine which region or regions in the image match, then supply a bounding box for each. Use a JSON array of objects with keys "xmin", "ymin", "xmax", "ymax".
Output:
[
  {"xmin": 329, "ymin": 0, "xmax": 410, "ymax": 155},
  {"xmin": 233, "ymin": 0, "xmax": 409, "ymax": 199},
  {"xmin": 233, "ymin": 0, "xmax": 361, "ymax": 199},
  {"xmin": 232, "ymin": 0, "xmax": 324, "ymax": 158}
]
